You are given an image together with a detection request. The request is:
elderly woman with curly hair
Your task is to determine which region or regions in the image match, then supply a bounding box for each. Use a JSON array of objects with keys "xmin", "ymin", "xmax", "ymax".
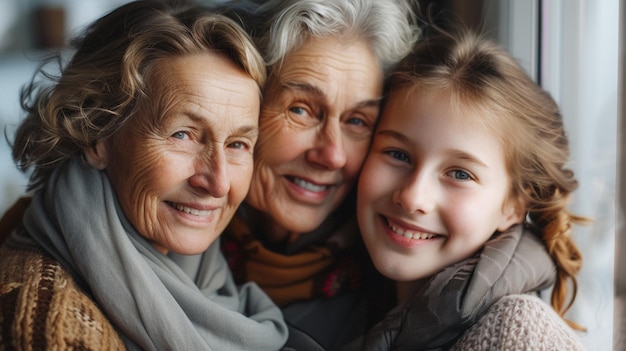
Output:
[{"xmin": 0, "ymin": 0, "xmax": 287, "ymax": 350}]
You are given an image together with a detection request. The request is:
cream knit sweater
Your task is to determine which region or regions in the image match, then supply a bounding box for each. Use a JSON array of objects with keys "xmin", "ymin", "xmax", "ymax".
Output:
[{"xmin": 450, "ymin": 294, "xmax": 585, "ymax": 351}]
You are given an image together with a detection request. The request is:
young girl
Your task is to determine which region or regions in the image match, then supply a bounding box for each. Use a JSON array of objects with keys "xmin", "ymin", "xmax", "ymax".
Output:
[{"xmin": 354, "ymin": 30, "xmax": 587, "ymax": 350}]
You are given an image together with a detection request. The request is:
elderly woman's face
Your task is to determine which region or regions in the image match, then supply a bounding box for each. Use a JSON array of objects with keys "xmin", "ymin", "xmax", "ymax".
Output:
[
  {"xmin": 90, "ymin": 53, "xmax": 260, "ymax": 255},
  {"xmin": 246, "ymin": 37, "xmax": 383, "ymax": 241}
]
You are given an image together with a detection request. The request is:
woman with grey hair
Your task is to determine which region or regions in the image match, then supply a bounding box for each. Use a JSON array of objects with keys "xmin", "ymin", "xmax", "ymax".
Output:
[
  {"xmin": 251, "ymin": 0, "xmax": 419, "ymax": 75},
  {"xmin": 183, "ymin": 0, "xmax": 421, "ymax": 348}
]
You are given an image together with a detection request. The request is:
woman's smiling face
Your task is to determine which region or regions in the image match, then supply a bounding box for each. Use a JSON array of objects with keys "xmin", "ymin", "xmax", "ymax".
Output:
[
  {"xmin": 89, "ymin": 53, "xmax": 260, "ymax": 255},
  {"xmin": 245, "ymin": 37, "xmax": 383, "ymax": 242},
  {"xmin": 357, "ymin": 88, "xmax": 524, "ymax": 282}
]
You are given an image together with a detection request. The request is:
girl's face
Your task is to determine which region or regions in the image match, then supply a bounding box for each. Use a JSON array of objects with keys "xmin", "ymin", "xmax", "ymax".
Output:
[{"xmin": 357, "ymin": 88, "xmax": 524, "ymax": 282}]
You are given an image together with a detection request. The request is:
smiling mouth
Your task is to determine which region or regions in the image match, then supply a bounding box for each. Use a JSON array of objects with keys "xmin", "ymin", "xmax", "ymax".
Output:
[
  {"xmin": 287, "ymin": 176, "xmax": 329, "ymax": 193},
  {"xmin": 166, "ymin": 202, "xmax": 214, "ymax": 217},
  {"xmin": 385, "ymin": 217, "xmax": 440, "ymax": 240}
]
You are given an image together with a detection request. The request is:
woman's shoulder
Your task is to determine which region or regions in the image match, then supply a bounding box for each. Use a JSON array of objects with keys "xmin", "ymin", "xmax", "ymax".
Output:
[
  {"xmin": 0, "ymin": 245, "xmax": 125, "ymax": 350},
  {"xmin": 449, "ymin": 294, "xmax": 585, "ymax": 351}
]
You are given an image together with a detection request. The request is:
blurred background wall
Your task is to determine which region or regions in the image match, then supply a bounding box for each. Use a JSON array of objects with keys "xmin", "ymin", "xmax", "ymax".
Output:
[
  {"xmin": 616, "ymin": 0, "xmax": 625, "ymax": 347},
  {"xmin": 0, "ymin": 0, "xmax": 621, "ymax": 349}
]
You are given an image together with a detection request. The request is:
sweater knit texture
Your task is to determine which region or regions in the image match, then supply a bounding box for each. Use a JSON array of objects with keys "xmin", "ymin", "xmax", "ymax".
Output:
[
  {"xmin": 449, "ymin": 294, "xmax": 585, "ymax": 351},
  {"xmin": 0, "ymin": 243, "xmax": 125, "ymax": 350}
]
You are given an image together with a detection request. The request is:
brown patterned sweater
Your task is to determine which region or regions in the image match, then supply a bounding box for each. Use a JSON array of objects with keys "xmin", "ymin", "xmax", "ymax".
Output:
[{"xmin": 0, "ymin": 241, "xmax": 125, "ymax": 350}]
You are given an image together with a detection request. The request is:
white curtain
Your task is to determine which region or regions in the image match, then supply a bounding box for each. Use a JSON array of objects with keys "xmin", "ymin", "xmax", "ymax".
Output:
[
  {"xmin": 488, "ymin": 0, "xmax": 619, "ymax": 349},
  {"xmin": 539, "ymin": 1, "xmax": 619, "ymax": 350}
]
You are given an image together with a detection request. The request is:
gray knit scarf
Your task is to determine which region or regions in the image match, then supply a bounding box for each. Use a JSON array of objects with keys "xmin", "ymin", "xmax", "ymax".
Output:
[
  {"xmin": 16, "ymin": 158, "xmax": 288, "ymax": 351},
  {"xmin": 350, "ymin": 224, "xmax": 556, "ymax": 351}
]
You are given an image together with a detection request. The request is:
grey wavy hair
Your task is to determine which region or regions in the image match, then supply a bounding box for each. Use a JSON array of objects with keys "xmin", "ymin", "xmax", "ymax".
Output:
[{"xmin": 219, "ymin": 0, "xmax": 420, "ymax": 75}]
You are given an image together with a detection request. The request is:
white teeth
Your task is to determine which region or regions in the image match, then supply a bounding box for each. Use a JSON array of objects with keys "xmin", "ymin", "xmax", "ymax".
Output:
[
  {"xmin": 293, "ymin": 178, "xmax": 327, "ymax": 192},
  {"xmin": 173, "ymin": 203, "xmax": 212, "ymax": 217},
  {"xmin": 389, "ymin": 223, "xmax": 437, "ymax": 240}
]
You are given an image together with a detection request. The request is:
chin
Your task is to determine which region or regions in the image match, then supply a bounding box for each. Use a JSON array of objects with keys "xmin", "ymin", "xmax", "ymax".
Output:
[
  {"xmin": 281, "ymin": 220, "xmax": 322, "ymax": 235},
  {"xmin": 275, "ymin": 210, "xmax": 327, "ymax": 233},
  {"xmin": 369, "ymin": 254, "xmax": 417, "ymax": 281}
]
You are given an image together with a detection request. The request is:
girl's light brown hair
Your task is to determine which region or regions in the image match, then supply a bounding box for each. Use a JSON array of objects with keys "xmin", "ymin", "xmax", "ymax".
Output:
[{"xmin": 387, "ymin": 29, "xmax": 589, "ymax": 330}]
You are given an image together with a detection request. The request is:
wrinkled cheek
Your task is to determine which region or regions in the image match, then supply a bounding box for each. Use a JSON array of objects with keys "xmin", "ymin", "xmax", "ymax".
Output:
[
  {"xmin": 255, "ymin": 115, "xmax": 285, "ymax": 157},
  {"xmin": 125, "ymin": 183, "xmax": 161, "ymax": 237},
  {"xmin": 118, "ymin": 159, "xmax": 165, "ymax": 234},
  {"xmin": 247, "ymin": 116, "xmax": 290, "ymax": 210},
  {"xmin": 246, "ymin": 164, "xmax": 276, "ymax": 212}
]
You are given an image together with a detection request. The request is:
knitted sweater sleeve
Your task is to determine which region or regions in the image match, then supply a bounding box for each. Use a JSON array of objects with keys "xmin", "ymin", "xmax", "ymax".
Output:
[
  {"xmin": 0, "ymin": 244, "xmax": 126, "ymax": 351},
  {"xmin": 449, "ymin": 294, "xmax": 585, "ymax": 351}
]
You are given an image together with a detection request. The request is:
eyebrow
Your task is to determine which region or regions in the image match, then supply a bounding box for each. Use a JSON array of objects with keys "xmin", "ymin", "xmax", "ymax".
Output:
[
  {"xmin": 282, "ymin": 81, "xmax": 325, "ymax": 98},
  {"xmin": 376, "ymin": 129, "xmax": 411, "ymax": 143},
  {"xmin": 376, "ymin": 129, "xmax": 489, "ymax": 168},
  {"xmin": 451, "ymin": 150, "xmax": 488, "ymax": 168},
  {"xmin": 184, "ymin": 112, "xmax": 258, "ymax": 136},
  {"xmin": 281, "ymin": 80, "xmax": 382, "ymax": 109}
]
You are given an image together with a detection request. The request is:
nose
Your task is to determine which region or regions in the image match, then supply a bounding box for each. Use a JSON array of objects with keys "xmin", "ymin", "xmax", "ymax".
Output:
[
  {"xmin": 392, "ymin": 171, "xmax": 435, "ymax": 214},
  {"xmin": 188, "ymin": 148, "xmax": 230, "ymax": 198},
  {"xmin": 305, "ymin": 120, "xmax": 347, "ymax": 170}
]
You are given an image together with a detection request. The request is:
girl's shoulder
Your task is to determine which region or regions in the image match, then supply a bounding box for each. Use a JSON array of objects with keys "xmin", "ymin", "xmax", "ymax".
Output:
[
  {"xmin": 449, "ymin": 294, "xmax": 585, "ymax": 351},
  {"xmin": 0, "ymin": 244, "xmax": 125, "ymax": 350}
]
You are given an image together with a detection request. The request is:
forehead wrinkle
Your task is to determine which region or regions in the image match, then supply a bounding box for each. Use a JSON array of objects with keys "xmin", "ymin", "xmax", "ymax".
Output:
[
  {"xmin": 276, "ymin": 40, "xmax": 381, "ymax": 108},
  {"xmin": 282, "ymin": 81, "xmax": 324, "ymax": 98},
  {"xmin": 180, "ymin": 83, "xmax": 259, "ymax": 120},
  {"xmin": 281, "ymin": 58, "xmax": 375, "ymax": 92},
  {"xmin": 288, "ymin": 45, "xmax": 376, "ymax": 72},
  {"xmin": 281, "ymin": 80, "xmax": 382, "ymax": 110},
  {"xmin": 157, "ymin": 59, "xmax": 258, "ymax": 108}
]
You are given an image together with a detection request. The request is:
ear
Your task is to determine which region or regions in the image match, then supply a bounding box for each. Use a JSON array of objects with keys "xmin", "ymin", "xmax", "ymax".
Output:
[
  {"xmin": 84, "ymin": 140, "xmax": 109, "ymax": 170},
  {"xmin": 497, "ymin": 198, "xmax": 526, "ymax": 232}
]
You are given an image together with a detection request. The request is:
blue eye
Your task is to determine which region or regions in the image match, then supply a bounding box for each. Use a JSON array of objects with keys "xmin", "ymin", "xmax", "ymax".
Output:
[
  {"xmin": 172, "ymin": 131, "xmax": 187, "ymax": 139},
  {"xmin": 387, "ymin": 150, "xmax": 410, "ymax": 163},
  {"xmin": 228, "ymin": 141, "xmax": 246, "ymax": 150},
  {"xmin": 346, "ymin": 117, "xmax": 365, "ymax": 126},
  {"xmin": 450, "ymin": 170, "xmax": 472, "ymax": 180},
  {"xmin": 289, "ymin": 106, "xmax": 306, "ymax": 115}
]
